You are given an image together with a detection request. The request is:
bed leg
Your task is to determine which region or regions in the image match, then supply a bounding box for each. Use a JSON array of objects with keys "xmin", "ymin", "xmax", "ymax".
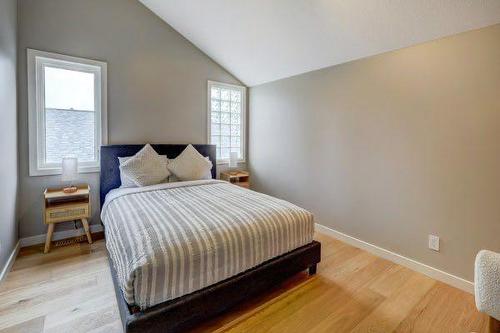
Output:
[
  {"xmin": 308, "ymin": 264, "xmax": 317, "ymax": 276},
  {"xmin": 489, "ymin": 316, "xmax": 500, "ymax": 333}
]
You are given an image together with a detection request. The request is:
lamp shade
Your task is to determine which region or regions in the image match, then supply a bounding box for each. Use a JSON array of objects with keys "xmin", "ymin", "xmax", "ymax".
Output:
[
  {"xmin": 61, "ymin": 157, "xmax": 78, "ymax": 182},
  {"xmin": 229, "ymin": 152, "xmax": 239, "ymax": 168}
]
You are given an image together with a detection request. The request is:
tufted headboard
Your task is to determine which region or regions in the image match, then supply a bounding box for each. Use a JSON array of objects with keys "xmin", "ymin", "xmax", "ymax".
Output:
[{"xmin": 99, "ymin": 144, "xmax": 217, "ymax": 207}]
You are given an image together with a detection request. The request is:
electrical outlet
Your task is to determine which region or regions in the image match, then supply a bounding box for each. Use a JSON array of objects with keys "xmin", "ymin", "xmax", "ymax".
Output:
[{"xmin": 428, "ymin": 235, "xmax": 440, "ymax": 252}]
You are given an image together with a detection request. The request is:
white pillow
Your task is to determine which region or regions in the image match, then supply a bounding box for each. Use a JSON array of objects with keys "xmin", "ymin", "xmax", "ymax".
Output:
[
  {"xmin": 168, "ymin": 157, "xmax": 212, "ymax": 182},
  {"xmin": 118, "ymin": 156, "xmax": 135, "ymax": 188},
  {"xmin": 118, "ymin": 155, "xmax": 168, "ymax": 188},
  {"xmin": 120, "ymin": 144, "xmax": 170, "ymax": 187},
  {"xmin": 167, "ymin": 145, "xmax": 213, "ymax": 181}
]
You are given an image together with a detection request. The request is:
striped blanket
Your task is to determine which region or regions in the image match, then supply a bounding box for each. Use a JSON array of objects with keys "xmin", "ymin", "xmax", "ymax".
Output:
[{"xmin": 101, "ymin": 180, "xmax": 314, "ymax": 310}]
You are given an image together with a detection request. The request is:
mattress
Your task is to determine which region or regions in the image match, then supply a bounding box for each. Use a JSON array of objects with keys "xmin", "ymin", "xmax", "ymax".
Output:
[{"xmin": 101, "ymin": 180, "xmax": 314, "ymax": 310}]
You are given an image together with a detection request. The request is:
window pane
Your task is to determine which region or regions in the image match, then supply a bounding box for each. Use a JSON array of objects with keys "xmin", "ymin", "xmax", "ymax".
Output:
[
  {"xmin": 221, "ymin": 136, "xmax": 230, "ymax": 148},
  {"xmin": 231, "ymin": 136, "xmax": 240, "ymax": 147},
  {"xmin": 221, "ymin": 148, "xmax": 230, "ymax": 159},
  {"xmin": 221, "ymin": 112, "xmax": 230, "ymax": 124},
  {"xmin": 209, "ymin": 84, "xmax": 245, "ymax": 161},
  {"xmin": 211, "ymin": 99, "xmax": 220, "ymax": 111},
  {"xmin": 45, "ymin": 109, "xmax": 95, "ymax": 163},
  {"xmin": 211, "ymin": 123, "xmax": 220, "ymax": 135},
  {"xmin": 231, "ymin": 90, "xmax": 241, "ymax": 103},
  {"xmin": 230, "ymin": 125, "xmax": 240, "ymax": 136},
  {"xmin": 231, "ymin": 113, "xmax": 240, "ymax": 124},
  {"xmin": 211, "ymin": 112, "xmax": 220, "ymax": 123},
  {"xmin": 211, "ymin": 87, "xmax": 220, "ymax": 99},
  {"xmin": 220, "ymin": 89, "xmax": 230, "ymax": 101},
  {"xmin": 221, "ymin": 101, "xmax": 230, "ymax": 112},
  {"xmin": 211, "ymin": 136, "xmax": 220, "ymax": 146},
  {"xmin": 231, "ymin": 102, "xmax": 240, "ymax": 113},
  {"xmin": 45, "ymin": 66, "xmax": 95, "ymax": 111},
  {"xmin": 221, "ymin": 124, "xmax": 230, "ymax": 136}
]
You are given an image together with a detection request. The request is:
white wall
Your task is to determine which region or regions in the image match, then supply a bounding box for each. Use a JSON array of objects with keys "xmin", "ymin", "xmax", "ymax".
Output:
[
  {"xmin": 17, "ymin": 0, "xmax": 243, "ymax": 238},
  {"xmin": 0, "ymin": 0, "xmax": 19, "ymax": 269},
  {"xmin": 249, "ymin": 25, "xmax": 500, "ymax": 281}
]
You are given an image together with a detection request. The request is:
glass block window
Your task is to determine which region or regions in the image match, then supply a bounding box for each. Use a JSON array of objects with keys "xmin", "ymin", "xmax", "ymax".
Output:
[
  {"xmin": 208, "ymin": 81, "xmax": 246, "ymax": 162},
  {"xmin": 27, "ymin": 49, "xmax": 107, "ymax": 176}
]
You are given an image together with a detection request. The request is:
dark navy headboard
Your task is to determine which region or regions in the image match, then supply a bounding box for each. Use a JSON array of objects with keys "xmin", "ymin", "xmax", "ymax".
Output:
[{"xmin": 99, "ymin": 144, "xmax": 217, "ymax": 207}]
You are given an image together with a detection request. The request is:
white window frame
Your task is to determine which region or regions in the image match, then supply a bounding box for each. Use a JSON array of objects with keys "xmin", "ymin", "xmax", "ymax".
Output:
[
  {"xmin": 207, "ymin": 80, "xmax": 246, "ymax": 164},
  {"xmin": 27, "ymin": 49, "xmax": 108, "ymax": 176}
]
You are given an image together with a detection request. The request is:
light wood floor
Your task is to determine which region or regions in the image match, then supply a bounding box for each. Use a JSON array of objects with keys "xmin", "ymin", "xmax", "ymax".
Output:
[{"xmin": 0, "ymin": 231, "xmax": 487, "ymax": 333}]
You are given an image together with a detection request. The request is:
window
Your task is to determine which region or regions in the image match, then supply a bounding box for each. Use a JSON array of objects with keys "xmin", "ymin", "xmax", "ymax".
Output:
[
  {"xmin": 28, "ymin": 49, "xmax": 107, "ymax": 176},
  {"xmin": 208, "ymin": 81, "xmax": 246, "ymax": 163}
]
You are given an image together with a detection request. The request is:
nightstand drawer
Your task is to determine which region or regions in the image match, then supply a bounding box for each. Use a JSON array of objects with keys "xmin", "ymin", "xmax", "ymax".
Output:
[{"xmin": 45, "ymin": 202, "xmax": 89, "ymax": 224}]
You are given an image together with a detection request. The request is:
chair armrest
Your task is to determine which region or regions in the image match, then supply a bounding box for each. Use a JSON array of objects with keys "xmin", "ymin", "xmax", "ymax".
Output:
[{"xmin": 475, "ymin": 250, "xmax": 500, "ymax": 321}]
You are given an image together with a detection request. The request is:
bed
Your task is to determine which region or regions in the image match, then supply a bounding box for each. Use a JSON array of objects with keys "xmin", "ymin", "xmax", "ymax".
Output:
[{"xmin": 100, "ymin": 144, "xmax": 321, "ymax": 333}]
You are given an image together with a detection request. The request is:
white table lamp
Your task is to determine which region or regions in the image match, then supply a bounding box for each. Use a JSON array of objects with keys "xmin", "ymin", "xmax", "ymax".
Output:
[
  {"xmin": 229, "ymin": 152, "xmax": 239, "ymax": 172},
  {"xmin": 61, "ymin": 157, "xmax": 79, "ymax": 193}
]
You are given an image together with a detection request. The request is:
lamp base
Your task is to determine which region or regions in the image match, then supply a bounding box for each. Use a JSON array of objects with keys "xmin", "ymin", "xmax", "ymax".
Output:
[{"xmin": 63, "ymin": 186, "xmax": 78, "ymax": 194}]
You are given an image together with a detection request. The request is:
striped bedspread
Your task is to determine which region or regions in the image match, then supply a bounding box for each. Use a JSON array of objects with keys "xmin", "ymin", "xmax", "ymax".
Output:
[{"xmin": 101, "ymin": 180, "xmax": 314, "ymax": 310}]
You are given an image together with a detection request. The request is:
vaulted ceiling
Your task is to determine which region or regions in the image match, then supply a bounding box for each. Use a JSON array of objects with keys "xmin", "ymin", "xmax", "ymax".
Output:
[{"xmin": 140, "ymin": 0, "xmax": 500, "ymax": 86}]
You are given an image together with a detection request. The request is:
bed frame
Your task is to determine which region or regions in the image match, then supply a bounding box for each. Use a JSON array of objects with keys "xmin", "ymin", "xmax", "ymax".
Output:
[{"xmin": 100, "ymin": 144, "xmax": 321, "ymax": 333}]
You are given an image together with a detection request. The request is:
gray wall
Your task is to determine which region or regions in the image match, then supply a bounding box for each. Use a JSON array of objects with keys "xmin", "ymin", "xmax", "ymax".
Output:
[
  {"xmin": 17, "ymin": 0, "xmax": 242, "ymax": 238},
  {"xmin": 0, "ymin": 0, "xmax": 19, "ymax": 269},
  {"xmin": 249, "ymin": 24, "xmax": 500, "ymax": 281}
]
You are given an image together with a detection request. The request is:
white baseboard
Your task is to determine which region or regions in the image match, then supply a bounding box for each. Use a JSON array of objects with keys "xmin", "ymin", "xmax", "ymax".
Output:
[
  {"xmin": 19, "ymin": 224, "xmax": 104, "ymax": 248},
  {"xmin": 1, "ymin": 225, "xmax": 104, "ymax": 283},
  {"xmin": 315, "ymin": 223, "xmax": 474, "ymax": 294},
  {"xmin": 0, "ymin": 240, "xmax": 20, "ymax": 284}
]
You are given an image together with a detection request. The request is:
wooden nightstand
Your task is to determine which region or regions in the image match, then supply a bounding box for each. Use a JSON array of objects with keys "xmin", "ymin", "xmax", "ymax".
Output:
[
  {"xmin": 43, "ymin": 184, "xmax": 92, "ymax": 253},
  {"xmin": 220, "ymin": 170, "xmax": 250, "ymax": 188}
]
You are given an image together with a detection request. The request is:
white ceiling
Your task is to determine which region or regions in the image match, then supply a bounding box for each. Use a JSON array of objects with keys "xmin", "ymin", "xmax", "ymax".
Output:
[{"xmin": 140, "ymin": 0, "xmax": 500, "ymax": 86}]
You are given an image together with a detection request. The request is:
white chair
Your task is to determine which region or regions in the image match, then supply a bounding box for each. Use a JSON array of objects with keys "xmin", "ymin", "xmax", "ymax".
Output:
[{"xmin": 475, "ymin": 250, "xmax": 500, "ymax": 333}]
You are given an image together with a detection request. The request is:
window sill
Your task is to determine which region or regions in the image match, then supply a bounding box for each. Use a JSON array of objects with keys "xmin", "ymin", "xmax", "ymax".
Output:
[
  {"xmin": 217, "ymin": 159, "xmax": 246, "ymax": 165},
  {"xmin": 29, "ymin": 165, "xmax": 100, "ymax": 177}
]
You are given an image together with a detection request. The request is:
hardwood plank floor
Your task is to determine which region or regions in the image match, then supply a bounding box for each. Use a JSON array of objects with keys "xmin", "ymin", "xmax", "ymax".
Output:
[{"xmin": 0, "ymin": 231, "xmax": 487, "ymax": 333}]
